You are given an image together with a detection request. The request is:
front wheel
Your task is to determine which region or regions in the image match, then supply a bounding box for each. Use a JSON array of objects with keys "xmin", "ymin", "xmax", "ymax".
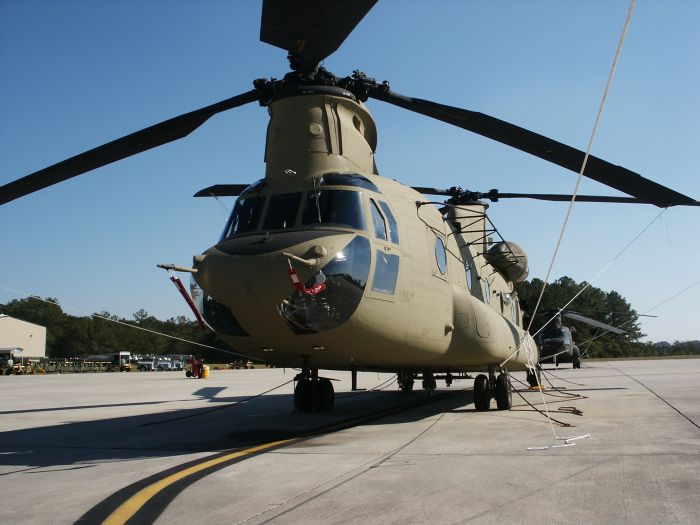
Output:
[
  {"xmin": 315, "ymin": 379, "xmax": 335, "ymax": 412},
  {"xmin": 294, "ymin": 379, "xmax": 315, "ymax": 412}
]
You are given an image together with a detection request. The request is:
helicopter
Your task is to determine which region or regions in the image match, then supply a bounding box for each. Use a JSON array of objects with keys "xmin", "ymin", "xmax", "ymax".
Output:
[
  {"xmin": 534, "ymin": 309, "xmax": 625, "ymax": 369},
  {"xmin": 2, "ymin": 1, "xmax": 699, "ymax": 414}
]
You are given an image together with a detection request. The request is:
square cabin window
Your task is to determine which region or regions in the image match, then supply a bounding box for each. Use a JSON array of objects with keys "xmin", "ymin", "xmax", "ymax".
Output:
[{"xmin": 372, "ymin": 251, "xmax": 400, "ymax": 294}]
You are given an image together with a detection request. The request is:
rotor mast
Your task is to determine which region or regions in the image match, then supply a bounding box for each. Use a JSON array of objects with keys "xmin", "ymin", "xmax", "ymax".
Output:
[{"xmin": 262, "ymin": 88, "xmax": 378, "ymax": 187}]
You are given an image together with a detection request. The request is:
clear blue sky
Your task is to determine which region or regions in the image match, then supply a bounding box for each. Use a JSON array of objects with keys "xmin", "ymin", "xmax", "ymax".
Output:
[{"xmin": 1, "ymin": 1, "xmax": 698, "ymax": 343}]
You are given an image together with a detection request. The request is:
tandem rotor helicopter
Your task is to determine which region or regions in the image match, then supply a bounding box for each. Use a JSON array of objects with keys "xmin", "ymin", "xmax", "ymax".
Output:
[{"xmin": 2, "ymin": 1, "xmax": 699, "ymax": 413}]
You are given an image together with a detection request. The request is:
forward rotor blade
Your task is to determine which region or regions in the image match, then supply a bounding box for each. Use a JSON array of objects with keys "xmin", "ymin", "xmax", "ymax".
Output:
[
  {"xmin": 561, "ymin": 311, "xmax": 626, "ymax": 334},
  {"xmin": 260, "ymin": 0, "xmax": 377, "ymax": 67},
  {"xmin": 0, "ymin": 90, "xmax": 260, "ymax": 205},
  {"xmin": 411, "ymin": 186, "xmax": 453, "ymax": 196},
  {"xmin": 193, "ymin": 184, "xmax": 250, "ymax": 198},
  {"xmin": 370, "ymin": 88, "xmax": 696, "ymax": 208}
]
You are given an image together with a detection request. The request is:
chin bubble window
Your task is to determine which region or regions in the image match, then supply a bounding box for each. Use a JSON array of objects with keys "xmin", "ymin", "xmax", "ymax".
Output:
[{"xmin": 278, "ymin": 236, "xmax": 371, "ymax": 334}]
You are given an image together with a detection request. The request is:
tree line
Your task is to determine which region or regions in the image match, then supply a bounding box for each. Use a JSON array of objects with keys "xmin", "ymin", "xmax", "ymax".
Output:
[{"xmin": 0, "ymin": 297, "xmax": 240, "ymax": 362}]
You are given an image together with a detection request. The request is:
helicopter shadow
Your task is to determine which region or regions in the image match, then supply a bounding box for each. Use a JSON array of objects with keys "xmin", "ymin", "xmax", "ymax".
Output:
[{"xmin": 0, "ymin": 388, "xmax": 473, "ymax": 472}]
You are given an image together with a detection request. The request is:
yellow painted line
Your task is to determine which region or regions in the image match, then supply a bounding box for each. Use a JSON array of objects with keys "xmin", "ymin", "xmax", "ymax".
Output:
[{"xmin": 103, "ymin": 438, "xmax": 295, "ymax": 525}]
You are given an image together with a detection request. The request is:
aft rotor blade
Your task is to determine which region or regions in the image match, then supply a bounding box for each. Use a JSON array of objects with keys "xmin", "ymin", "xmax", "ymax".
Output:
[
  {"xmin": 561, "ymin": 311, "xmax": 626, "ymax": 334},
  {"xmin": 495, "ymin": 193, "xmax": 700, "ymax": 205},
  {"xmin": 0, "ymin": 90, "xmax": 260, "ymax": 205},
  {"xmin": 194, "ymin": 184, "xmax": 250, "ymax": 198},
  {"xmin": 370, "ymin": 88, "xmax": 696, "ymax": 208},
  {"xmin": 260, "ymin": 0, "xmax": 377, "ymax": 67}
]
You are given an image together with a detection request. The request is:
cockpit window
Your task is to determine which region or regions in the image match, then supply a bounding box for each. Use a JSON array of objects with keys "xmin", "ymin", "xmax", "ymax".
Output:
[
  {"xmin": 263, "ymin": 192, "xmax": 301, "ymax": 230},
  {"xmin": 319, "ymin": 172, "xmax": 380, "ymax": 193},
  {"xmin": 370, "ymin": 199, "xmax": 388, "ymax": 241},
  {"xmin": 379, "ymin": 201, "xmax": 399, "ymax": 244},
  {"xmin": 225, "ymin": 195, "xmax": 265, "ymax": 237},
  {"xmin": 240, "ymin": 179, "xmax": 266, "ymax": 196},
  {"xmin": 302, "ymin": 190, "xmax": 366, "ymax": 231}
]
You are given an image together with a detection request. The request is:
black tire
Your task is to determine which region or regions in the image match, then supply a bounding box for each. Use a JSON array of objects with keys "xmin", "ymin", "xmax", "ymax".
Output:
[
  {"xmin": 495, "ymin": 373, "xmax": 512, "ymax": 410},
  {"xmin": 474, "ymin": 374, "xmax": 491, "ymax": 411},
  {"xmin": 185, "ymin": 371, "xmax": 192, "ymax": 378},
  {"xmin": 139, "ymin": 365, "xmax": 147, "ymax": 372},
  {"xmin": 294, "ymin": 379, "xmax": 315, "ymax": 412},
  {"xmin": 315, "ymin": 379, "xmax": 335, "ymax": 412},
  {"xmin": 400, "ymin": 379, "xmax": 414, "ymax": 394}
]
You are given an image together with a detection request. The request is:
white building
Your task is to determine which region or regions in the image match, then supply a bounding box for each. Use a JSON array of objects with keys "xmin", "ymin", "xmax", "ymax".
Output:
[{"xmin": 0, "ymin": 315, "xmax": 46, "ymax": 358}]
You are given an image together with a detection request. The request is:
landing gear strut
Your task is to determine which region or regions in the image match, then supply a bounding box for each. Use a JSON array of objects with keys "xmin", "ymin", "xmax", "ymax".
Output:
[
  {"xmin": 422, "ymin": 370, "xmax": 436, "ymax": 394},
  {"xmin": 526, "ymin": 366, "xmax": 542, "ymax": 387}
]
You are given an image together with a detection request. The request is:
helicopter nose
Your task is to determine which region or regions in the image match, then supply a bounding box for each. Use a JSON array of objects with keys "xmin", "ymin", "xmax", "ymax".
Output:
[{"xmin": 192, "ymin": 231, "xmax": 369, "ymax": 334}]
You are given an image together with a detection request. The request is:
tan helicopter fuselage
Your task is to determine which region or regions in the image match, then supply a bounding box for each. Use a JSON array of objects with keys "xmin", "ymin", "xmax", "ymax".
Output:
[{"xmin": 192, "ymin": 91, "xmax": 537, "ymax": 373}]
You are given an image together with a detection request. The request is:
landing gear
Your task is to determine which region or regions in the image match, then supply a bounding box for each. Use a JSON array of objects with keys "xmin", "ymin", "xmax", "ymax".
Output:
[
  {"xmin": 474, "ymin": 369, "xmax": 512, "ymax": 411},
  {"xmin": 494, "ymin": 372, "xmax": 512, "ymax": 410},
  {"xmin": 294, "ymin": 359, "xmax": 336, "ymax": 413},
  {"xmin": 572, "ymin": 347, "xmax": 581, "ymax": 369},
  {"xmin": 294, "ymin": 379, "xmax": 315, "ymax": 412},
  {"xmin": 315, "ymin": 378, "xmax": 335, "ymax": 412},
  {"xmin": 398, "ymin": 370, "xmax": 415, "ymax": 394},
  {"xmin": 422, "ymin": 371, "xmax": 436, "ymax": 394},
  {"xmin": 474, "ymin": 374, "xmax": 490, "ymax": 411},
  {"xmin": 526, "ymin": 366, "xmax": 541, "ymax": 387}
]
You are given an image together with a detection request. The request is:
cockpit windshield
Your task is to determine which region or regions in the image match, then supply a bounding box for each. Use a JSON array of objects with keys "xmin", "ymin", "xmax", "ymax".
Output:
[
  {"xmin": 302, "ymin": 189, "xmax": 366, "ymax": 230},
  {"xmin": 221, "ymin": 176, "xmax": 370, "ymax": 240},
  {"xmin": 223, "ymin": 195, "xmax": 265, "ymax": 239}
]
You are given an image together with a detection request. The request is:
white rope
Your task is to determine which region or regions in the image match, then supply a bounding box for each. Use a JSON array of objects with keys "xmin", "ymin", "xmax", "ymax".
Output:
[
  {"xmin": 530, "ymin": 207, "xmax": 666, "ymax": 344},
  {"xmin": 523, "ymin": 0, "xmax": 637, "ymax": 450},
  {"xmin": 527, "ymin": 0, "xmax": 638, "ymax": 334},
  {"xmin": 0, "ymin": 285, "xmax": 247, "ymax": 357}
]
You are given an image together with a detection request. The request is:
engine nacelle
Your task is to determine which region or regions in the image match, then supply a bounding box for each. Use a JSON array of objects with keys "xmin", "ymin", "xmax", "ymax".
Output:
[{"xmin": 485, "ymin": 241, "xmax": 529, "ymax": 283}]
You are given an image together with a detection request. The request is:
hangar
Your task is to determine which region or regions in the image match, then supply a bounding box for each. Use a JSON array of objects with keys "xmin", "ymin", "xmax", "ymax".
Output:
[{"xmin": 0, "ymin": 315, "xmax": 46, "ymax": 359}]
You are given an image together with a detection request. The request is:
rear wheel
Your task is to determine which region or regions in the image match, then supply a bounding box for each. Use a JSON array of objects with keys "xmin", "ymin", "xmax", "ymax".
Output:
[
  {"xmin": 474, "ymin": 374, "xmax": 491, "ymax": 411},
  {"xmin": 495, "ymin": 373, "xmax": 512, "ymax": 410}
]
